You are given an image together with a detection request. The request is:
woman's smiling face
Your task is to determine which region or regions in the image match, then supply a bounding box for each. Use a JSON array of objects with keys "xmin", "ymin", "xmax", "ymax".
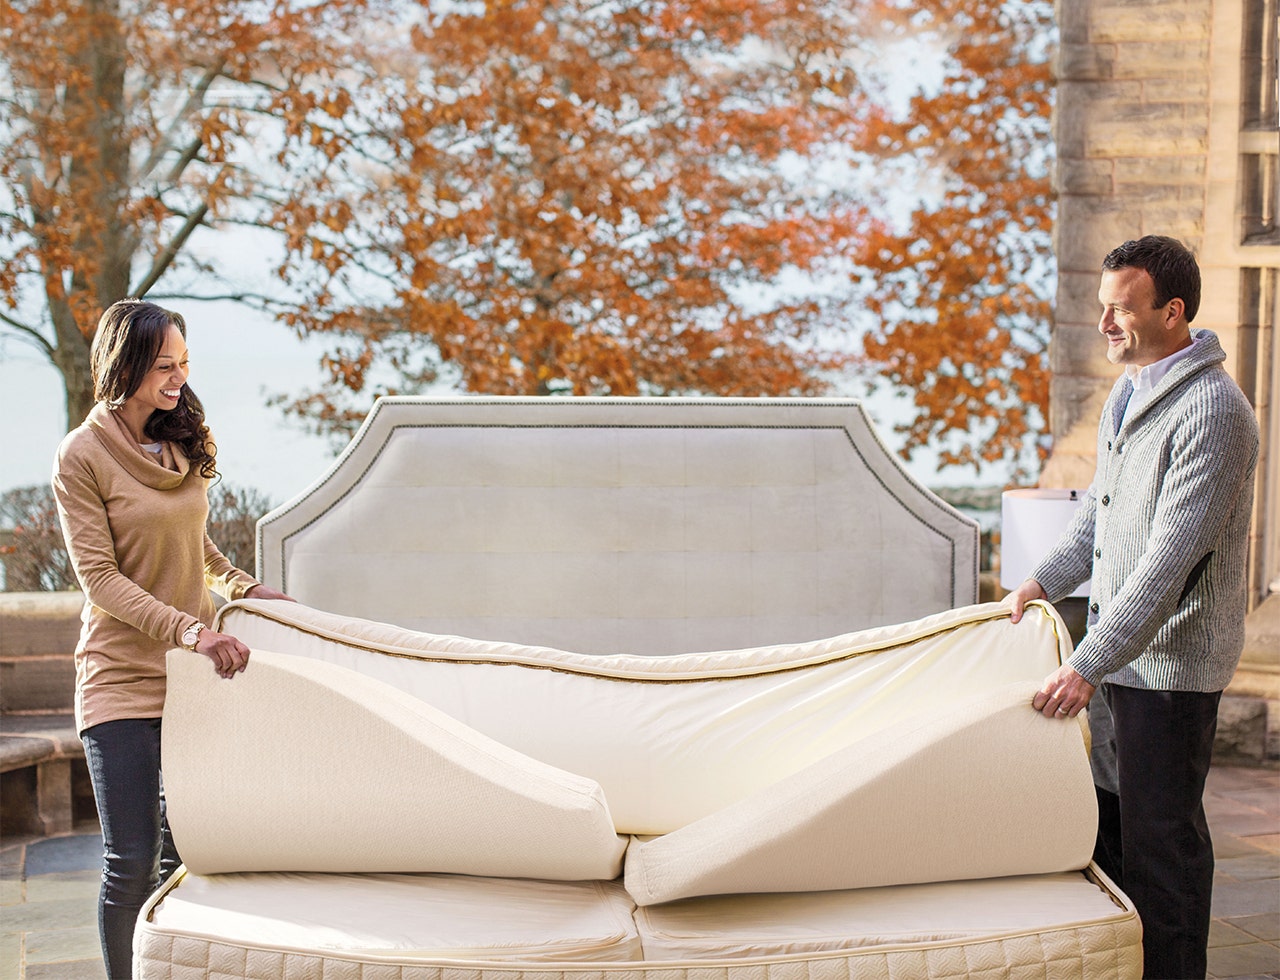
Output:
[{"xmin": 125, "ymin": 322, "xmax": 189, "ymax": 418}]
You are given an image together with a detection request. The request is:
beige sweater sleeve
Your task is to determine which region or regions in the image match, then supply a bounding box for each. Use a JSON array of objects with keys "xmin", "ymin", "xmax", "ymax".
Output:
[
  {"xmin": 54, "ymin": 445, "xmax": 192, "ymax": 647},
  {"xmin": 204, "ymin": 532, "xmax": 259, "ymax": 602}
]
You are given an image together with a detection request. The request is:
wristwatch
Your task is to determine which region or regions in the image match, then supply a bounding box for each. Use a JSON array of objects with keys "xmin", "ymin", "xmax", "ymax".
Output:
[{"xmin": 181, "ymin": 622, "xmax": 206, "ymax": 651}]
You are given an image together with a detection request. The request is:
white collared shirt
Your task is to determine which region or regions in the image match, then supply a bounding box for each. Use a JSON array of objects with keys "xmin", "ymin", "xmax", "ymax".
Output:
[{"xmin": 1119, "ymin": 336, "xmax": 1199, "ymax": 429}]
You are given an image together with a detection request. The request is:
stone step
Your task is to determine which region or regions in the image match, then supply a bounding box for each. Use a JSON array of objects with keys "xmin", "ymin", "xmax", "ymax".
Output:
[
  {"xmin": 0, "ymin": 654, "xmax": 75, "ymax": 713},
  {"xmin": 0, "ymin": 712, "xmax": 92, "ymax": 838},
  {"xmin": 1216, "ymin": 691, "xmax": 1280, "ymax": 767},
  {"xmin": 1, "ymin": 592, "xmax": 82, "ymax": 715},
  {"xmin": 0, "ymin": 591, "xmax": 83, "ymax": 656}
]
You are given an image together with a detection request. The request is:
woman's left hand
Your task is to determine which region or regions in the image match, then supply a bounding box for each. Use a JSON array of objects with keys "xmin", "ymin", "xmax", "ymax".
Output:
[{"xmin": 244, "ymin": 584, "xmax": 296, "ymax": 602}]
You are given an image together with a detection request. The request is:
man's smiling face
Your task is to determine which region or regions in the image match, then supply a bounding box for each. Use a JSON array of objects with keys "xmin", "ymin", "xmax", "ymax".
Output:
[{"xmin": 1097, "ymin": 266, "xmax": 1185, "ymax": 367}]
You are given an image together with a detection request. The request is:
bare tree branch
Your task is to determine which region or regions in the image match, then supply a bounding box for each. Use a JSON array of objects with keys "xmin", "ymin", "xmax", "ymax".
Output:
[
  {"xmin": 137, "ymin": 62, "xmax": 225, "ymax": 184},
  {"xmin": 131, "ymin": 201, "xmax": 210, "ymax": 297},
  {"xmin": 0, "ymin": 310, "xmax": 57, "ymax": 359}
]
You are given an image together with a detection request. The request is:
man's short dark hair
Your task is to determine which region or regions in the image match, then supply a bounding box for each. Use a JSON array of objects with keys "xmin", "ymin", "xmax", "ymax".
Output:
[{"xmin": 1102, "ymin": 235, "xmax": 1201, "ymax": 322}]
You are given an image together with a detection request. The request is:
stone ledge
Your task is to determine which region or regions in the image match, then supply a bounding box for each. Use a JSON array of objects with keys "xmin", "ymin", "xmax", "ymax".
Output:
[
  {"xmin": 0, "ymin": 714, "xmax": 83, "ymax": 772},
  {"xmin": 0, "ymin": 656, "xmax": 77, "ymax": 714},
  {"xmin": 1215, "ymin": 696, "xmax": 1280, "ymax": 768},
  {"xmin": 0, "ymin": 714, "xmax": 87, "ymax": 838},
  {"xmin": 1238, "ymin": 593, "xmax": 1280, "ymax": 673}
]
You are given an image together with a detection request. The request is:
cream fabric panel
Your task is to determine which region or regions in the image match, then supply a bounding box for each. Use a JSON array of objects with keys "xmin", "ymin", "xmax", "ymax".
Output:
[
  {"xmin": 256, "ymin": 398, "xmax": 979, "ymax": 654},
  {"xmin": 216, "ymin": 600, "xmax": 1072, "ymax": 835},
  {"xmin": 622, "ymin": 684, "xmax": 1097, "ymax": 905},
  {"xmin": 143, "ymin": 872, "xmax": 641, "ymax": 963},
  {"xmin": 634, "ymin": 868, "xmax": 1128, "ymax": 959},
  {"xmin": 162, "ymin": 650, "xmax": 626, "ymax": 878}
]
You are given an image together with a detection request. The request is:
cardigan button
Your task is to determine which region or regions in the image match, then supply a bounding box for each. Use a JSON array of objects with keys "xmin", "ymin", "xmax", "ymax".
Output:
[
  {"xmin": 1090, "ymin": 602, "xmax": 1100, "ymax": 614},
  {"xmin": 1107, "ymin": 441, "xmax": 1112, "ymax": 451},
  {"xmin": 1095, "ymin": 548, "xmax": 1102, "ymax": 558},
  {"xmin": 1101, "ymin": 494, "xmax": 1110, "ymax": 506}
]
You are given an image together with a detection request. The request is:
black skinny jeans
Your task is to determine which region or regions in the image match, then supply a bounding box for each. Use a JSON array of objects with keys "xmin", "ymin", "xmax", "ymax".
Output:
[{"xmin": 81, "ymin": 718, "xmax": 181, "ymax": 980}]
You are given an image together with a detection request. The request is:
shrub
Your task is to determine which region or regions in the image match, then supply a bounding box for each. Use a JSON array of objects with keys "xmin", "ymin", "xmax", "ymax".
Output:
[
  {"xmin": 206, "ymin": 483, "xmax": 275, "ymax": 576},
  {"xmin": 0, "ymin": 485, "xmax": 76, "ymax": 591},
  {"xmin": 0, "ymin": 482, "xmax": 274, "ymax": 591}
]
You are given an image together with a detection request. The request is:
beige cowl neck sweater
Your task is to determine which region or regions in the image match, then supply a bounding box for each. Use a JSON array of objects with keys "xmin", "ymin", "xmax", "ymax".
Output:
[{"xmin": 52, "ymin": 403, "xmax": 259, "ymax": 733}]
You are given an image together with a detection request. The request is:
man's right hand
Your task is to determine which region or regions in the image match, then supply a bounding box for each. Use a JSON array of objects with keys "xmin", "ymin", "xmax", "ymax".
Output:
[{"xmin": 1005, "ymin": 579, "xmax": 1048, "ymax": 623}]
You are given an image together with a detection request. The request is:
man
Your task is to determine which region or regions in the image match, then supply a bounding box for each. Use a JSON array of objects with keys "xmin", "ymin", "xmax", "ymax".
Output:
[{"xmin": 1006, "ymin": 236, "xmax": 1258, "ymax": 980}]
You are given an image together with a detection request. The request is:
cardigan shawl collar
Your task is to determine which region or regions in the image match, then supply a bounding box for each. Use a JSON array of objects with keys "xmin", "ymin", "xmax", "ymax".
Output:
[{"xmin": 1111, "ymin": 328, "xmax": 1225, "ymax": 438}]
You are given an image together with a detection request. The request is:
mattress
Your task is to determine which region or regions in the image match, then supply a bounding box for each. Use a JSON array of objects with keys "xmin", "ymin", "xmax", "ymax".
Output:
[
  {"xmin": 135, "ymin": 863, "xmax": 1142, "ymax": 979},
  {"xmin": 203, "ymin": 598, "xmax": 1086, "ymax": 837},
  {"xmin": 143, "ymin": 599, "xmax": 1139, "ymax": 977},
  {"xmin": 165, "ymin": 601, "xmax": 1099, "ymax": 901}
]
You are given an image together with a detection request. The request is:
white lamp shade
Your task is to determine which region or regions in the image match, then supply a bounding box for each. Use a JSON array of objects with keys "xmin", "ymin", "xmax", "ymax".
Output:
[{"xmin": 1000, "ymin": 489, "xmax": 1092, "ymax": 597}]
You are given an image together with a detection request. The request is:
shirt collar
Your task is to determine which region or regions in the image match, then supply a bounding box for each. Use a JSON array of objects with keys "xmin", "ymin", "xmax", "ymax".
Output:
[{"xmin": 1125, "ymin": 335, "xmax": 1198, "ymax": 391}]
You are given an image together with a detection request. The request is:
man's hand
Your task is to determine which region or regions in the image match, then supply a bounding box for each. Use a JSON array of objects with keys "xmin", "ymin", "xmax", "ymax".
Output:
[
  {"xmin": 1032, "ymin": 664, "xmax": 1096, "ymax": 719},
  {"xmin": 1004, "ymin": 579, "xmax": 1047, "ymax": 624}
]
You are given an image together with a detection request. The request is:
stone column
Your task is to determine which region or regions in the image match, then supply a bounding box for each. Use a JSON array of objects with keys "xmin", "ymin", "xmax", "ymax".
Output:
[{"xmin": 1044, "ymin": 0, "xmax": 1218, "ymax": 489}]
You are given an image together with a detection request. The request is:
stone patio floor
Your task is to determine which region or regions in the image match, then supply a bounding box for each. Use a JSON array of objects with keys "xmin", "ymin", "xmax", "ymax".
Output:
[{"xmin": 1, "ymin": 763, "xmax": 1276, "ymax": 980}]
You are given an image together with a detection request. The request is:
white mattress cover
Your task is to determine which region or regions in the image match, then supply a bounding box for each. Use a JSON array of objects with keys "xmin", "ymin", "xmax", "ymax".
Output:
[
  {"xmin": 622, "ymin": 683, "xmax": 1097, "ymax": 905},
  {"xmin": 137, "ymin": 864, "xmax": 1138, "ymax": 969},
  {"xmin": 142, "ymin": 871, "xmax": 642, "ymax": 963},
  {"xmin": 163, "ymin": 647, "xmax": 627, "ymax": 879}
]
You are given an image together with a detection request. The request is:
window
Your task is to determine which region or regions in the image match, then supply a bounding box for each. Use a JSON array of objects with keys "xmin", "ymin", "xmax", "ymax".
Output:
[{"xmin": 1242, "ymin": 0, "xmax": 1279, "ymax": 245}]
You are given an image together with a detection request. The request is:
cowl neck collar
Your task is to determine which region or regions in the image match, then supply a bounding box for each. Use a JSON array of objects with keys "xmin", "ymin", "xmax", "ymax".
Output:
[{"xmin": 85, "ymin": 402, "xmax": 192, "ymax": 490}]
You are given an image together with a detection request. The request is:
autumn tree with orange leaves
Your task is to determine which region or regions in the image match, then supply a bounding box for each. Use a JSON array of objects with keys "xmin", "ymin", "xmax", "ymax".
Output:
[
  {"xmin": 1, "ymin": 0, "xmax": 1053, "ymax": 478},
  {"xmin": 857, "ymin": 0, "xmax": 1055, "ymax": 477}
]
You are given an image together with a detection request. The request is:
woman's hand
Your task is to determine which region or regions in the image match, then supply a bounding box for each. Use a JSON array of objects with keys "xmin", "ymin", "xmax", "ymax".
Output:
[
  {"xmin": 194, "ymin": 628, "xmax": 252, "ymax": 679},
  {"xmin": 244, "ymin": 584, "xmax": 296, "ymax": 602}
]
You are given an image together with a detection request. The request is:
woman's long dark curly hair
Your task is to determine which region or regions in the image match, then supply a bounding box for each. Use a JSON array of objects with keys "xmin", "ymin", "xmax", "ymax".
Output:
[{"xmin": 90, "ymin": 299, "xmax": 218, "ymax": 479}]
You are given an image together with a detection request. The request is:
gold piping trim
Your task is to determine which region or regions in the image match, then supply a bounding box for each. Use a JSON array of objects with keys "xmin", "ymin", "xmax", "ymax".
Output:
[{"xmin": 217, "ymin": 601, "xmax": 1067, "ymax": 685}]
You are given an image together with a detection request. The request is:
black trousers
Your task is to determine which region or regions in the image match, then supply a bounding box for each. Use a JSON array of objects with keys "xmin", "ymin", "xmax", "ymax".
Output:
[
  {"xmin": 81, "ymin": 718, "xmax": 182, "ymax": 980},
  {"xmin": 1092, "ymin": 684, "xmax": 1221, "ymax": 980}
]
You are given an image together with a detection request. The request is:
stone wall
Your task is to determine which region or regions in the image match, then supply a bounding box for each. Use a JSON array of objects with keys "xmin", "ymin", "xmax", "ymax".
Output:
[
  {"xmin": 1046, "ymin": 0, "xmax": 1277, "ymax": 489},
  {"xmin": 1047, "ymin": 0, "xmax": 1279, "ymax": 715}
]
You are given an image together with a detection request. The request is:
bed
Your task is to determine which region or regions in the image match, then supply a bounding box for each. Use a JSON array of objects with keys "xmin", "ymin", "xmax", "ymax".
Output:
[{"xmin": 134, "ymin": 398, "xmax": 1141, "ymax": 979}]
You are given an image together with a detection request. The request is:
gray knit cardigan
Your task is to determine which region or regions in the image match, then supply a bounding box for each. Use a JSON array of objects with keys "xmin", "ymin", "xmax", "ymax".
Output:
[{"xmin": 1031, "ymin": 328, "xmax": 1259, "ymax": 692}]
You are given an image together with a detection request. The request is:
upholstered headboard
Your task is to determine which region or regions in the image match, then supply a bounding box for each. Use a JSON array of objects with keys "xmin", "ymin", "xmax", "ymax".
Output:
[{"xmin": 255, "ymin": 397, "xmax": 979, "ymax": 655}]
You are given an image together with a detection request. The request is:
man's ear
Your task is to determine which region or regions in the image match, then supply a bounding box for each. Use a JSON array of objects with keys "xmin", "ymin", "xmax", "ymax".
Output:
[{"xmin": 1164, "ymin": 296, "xmax": 1185, "ymax": 328}]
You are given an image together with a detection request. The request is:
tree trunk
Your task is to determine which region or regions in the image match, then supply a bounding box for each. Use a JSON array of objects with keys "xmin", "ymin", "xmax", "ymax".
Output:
[
  {"xmin": 81, "ymin": 0, "xmax": 133, "ymax": 303},
  {"xmin": 45, "ymin": 0, "xmax": 131, "ymax": 430},
  {"xmin": 49, "ymin": 300, "xmax": 95, "ymax": 430}
]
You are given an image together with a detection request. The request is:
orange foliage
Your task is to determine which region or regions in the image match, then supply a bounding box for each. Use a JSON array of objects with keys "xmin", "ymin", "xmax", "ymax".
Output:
[
  {"xmin": 853, "ymin": 0, "xmax": 1055, "ymax": 479},
  {"xmin": 1, "ymin": 0, "xmax": 1053, "ymax": 477}
]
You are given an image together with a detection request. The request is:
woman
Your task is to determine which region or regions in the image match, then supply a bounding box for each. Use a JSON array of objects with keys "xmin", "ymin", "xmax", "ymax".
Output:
[{"xmin": 52, "ymin": 298, "xmax": 292, "ymax": 979}]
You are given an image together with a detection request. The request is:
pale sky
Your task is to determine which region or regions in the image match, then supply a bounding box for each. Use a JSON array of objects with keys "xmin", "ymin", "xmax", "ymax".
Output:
[
  {"xmin": 0, "ymin": 220, "xmax": 1002, "ymax": 511},
  {"xmin": 1, "ymin": 302, "xmax": 340, "ymax": 509},
  {"xmin": 0, "ymin": 305, "xmax": 989, "ymax": 513}
]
